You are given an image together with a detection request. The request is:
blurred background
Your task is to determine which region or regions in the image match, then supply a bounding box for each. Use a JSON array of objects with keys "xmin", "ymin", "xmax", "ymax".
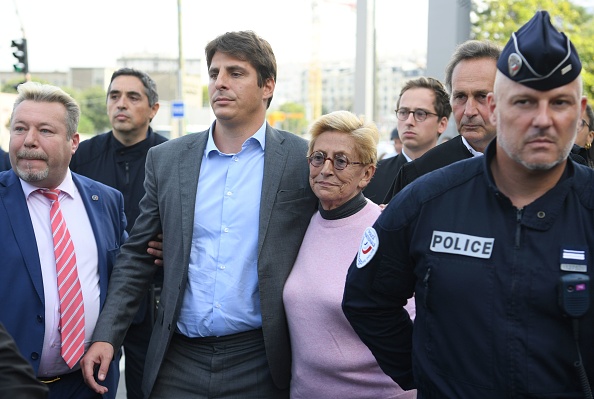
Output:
[{"xmin": 1, "ymin": 0, "xmax": 594, "ymax": 158}]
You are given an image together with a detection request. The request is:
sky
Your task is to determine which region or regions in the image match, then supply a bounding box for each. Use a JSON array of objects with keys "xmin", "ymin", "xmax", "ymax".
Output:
[{"xmin": 0, "ymin": 0, "xmax": 428, "ymax": 74}]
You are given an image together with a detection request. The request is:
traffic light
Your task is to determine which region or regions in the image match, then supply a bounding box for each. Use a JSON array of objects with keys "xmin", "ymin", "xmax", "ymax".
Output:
[{"xmin": 11, "ymin": 38, "xmax": 28, "ymax": 74}]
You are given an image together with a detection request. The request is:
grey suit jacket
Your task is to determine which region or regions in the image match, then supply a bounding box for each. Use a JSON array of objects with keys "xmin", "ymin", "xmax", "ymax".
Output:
[{"xmin": 93, "ymin": 125, "xmax": 318, "ymax": 394}]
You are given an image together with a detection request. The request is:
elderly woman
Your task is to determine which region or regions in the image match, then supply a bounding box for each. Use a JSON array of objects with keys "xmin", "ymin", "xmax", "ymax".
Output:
[{"xmin": 283, "ymin": 110, "xmax": 416, "ymax": 398}]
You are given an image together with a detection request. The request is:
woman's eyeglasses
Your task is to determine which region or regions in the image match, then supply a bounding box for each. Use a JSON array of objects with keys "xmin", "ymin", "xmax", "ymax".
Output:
[{"xmin": 307, "ymin": 151, "xmax": 363, "ymax": 170}]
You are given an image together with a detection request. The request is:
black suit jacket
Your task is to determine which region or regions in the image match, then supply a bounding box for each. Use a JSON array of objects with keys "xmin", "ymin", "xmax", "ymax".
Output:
[
  {"xmin": 364, "ymin": 154, "xmax": 408, "ymax": 204},
  {"xmin": 0, "ymin": 322, "xmax": 48, "ymax": 398},
  {"xmin": 0, "ymin": 148, "xmax": 10, "ymax": 172},
  {"xmin": 387, "ymin": 135, "xmax": 473, "ymax": 201}
]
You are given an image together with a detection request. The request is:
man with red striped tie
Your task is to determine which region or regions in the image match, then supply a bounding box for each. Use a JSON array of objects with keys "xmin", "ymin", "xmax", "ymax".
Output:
[{"xmin": 0, "ymin": 82, "xmax": 127, "ymax": 399}]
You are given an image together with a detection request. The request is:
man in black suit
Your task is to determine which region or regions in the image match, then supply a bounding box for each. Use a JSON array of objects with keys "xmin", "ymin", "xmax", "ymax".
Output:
[
  {"xmin": 386, "ymin": 40, "xmax": 501, "ymax": 200},
  {"xmin": 364, "ymin": 77, "xmax": 450, "ymax": 203},
  {"xmin": 70, "ymin": 68, "xmax": 167, "ymax": 399},
  {"xmin": 0, "ymin": 148, "xmax": 10, "ymax": 171}
]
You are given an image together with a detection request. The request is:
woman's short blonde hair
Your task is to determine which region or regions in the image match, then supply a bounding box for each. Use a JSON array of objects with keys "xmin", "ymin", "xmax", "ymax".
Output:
[{"xmin": 307, "ymin": 110, "xmax": 379, "ymax": 166}]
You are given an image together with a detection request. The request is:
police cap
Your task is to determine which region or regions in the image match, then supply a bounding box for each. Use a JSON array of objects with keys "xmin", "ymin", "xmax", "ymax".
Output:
[
  {"xmin": 497, "ymin": 10, "xmax": 581, "ymax": 91},
  {"xmin": 390, "ymin": 128, "xmax": 399, "ymax": 140}
]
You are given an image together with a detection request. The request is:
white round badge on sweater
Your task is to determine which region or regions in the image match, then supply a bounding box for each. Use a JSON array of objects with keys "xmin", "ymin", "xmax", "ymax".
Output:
[{"xmin": 357, "ymin": 227, "xmax": 378, "ymax": 268}]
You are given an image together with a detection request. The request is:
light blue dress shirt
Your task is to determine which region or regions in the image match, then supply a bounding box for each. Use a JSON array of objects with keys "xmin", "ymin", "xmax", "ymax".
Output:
[{"xmin": 177, "ymin": 122, "xmax": 266, "ymax": 337}]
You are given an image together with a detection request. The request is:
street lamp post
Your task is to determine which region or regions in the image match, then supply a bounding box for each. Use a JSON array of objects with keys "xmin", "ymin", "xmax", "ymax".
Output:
[{"xmin": 175, "ymin": 0, "xmax": 186, "ymax": 138}]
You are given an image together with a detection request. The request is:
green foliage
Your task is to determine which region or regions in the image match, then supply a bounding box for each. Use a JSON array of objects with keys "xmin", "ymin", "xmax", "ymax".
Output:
[
  {"xmin": 471, "ymin": 0, "xmax": 594, "ymax": 101},
  {"xmin": 278, "ymin": 102, "xmax": 308, "ymax": 135},
  {"xmin": 1, "ymin": 80, "xmax": 108, "ymax": 134},
  {"xmin": 65, "ymin": 86, "xmax": 110, "ymax": 134},
  {"xmin": 77, "ymin": 86, "xmax": 110, "ymax": 133},
  {"xmin": 1, "ymin": 79, "xmax": 25, "ymax": 93},
  {"xmin": 202, "ymin": 85, "xmax": 210, "ymax": 107},
  {"xmin": 77, "ymin": 114, "xmax": 95, "ymax": 134},
  {"xmin": 1, "ymin": 76, "xmax": 52, "ymax": 93}
]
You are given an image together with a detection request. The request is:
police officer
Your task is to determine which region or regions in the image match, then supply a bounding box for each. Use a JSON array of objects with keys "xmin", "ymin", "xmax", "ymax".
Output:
[
  {"xmin": 343, "ymin": 10, "xmax": 594, "ymax": 398},
  {"xmin": 70, "ymin": 68, "xmax": 167, "ymax": 399}
]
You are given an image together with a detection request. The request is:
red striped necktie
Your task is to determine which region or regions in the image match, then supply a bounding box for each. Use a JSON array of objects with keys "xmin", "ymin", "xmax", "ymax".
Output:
[{"xmin": 39, "ymin": 189, "xmax": 85, "ymax": 369}]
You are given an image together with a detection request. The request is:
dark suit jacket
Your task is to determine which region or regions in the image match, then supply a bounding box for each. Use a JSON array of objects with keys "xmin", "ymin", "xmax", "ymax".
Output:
[
  {"xmin": 363, "ymin": 154, "xmax": 408, "ymax": 204},
  {"xmin": 0, "ymin": 170, "xmax": 127, "ymax": 397},
  {"xmin": 70, "ymin": 128, "xmax": 168, "ymax": 325},
  {"xmin": 0, "ymin": 322, "xmax": 48, "ymax": 399},
  {"xmin": 0, "ymin": 148, "xmax": 10, "ymax": 172},
  {"xmin": 387, "ymin": 135, "xmax": 473, "ymax": 200},
  {"xmin": 92, "ymin": 125, "xmax": 318, "ymax": 395}
]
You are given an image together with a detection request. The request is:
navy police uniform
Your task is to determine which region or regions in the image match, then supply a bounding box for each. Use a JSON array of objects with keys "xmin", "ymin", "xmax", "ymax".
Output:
[
  {"xmin": 343, "ymin": 142, "xmax": 594, "ymax": 397},
  {"xmin": 343, "ymin": 10, "xmax": 594, "ymax": 398}
]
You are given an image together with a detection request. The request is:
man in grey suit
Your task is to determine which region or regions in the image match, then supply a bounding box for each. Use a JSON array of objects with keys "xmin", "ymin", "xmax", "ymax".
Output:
[{"xmin": 81, "ymin": 30, "xmax": 318, "ymax": 398}]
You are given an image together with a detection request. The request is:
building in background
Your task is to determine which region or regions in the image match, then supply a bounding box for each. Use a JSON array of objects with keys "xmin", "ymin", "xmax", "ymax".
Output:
[
  {"xmin": 0, "ymin": 53, "xmax": 209, "ymax": 138},
  {"xmin": 0, "ymin": 52, "xmax": 425, "ymax": 142},
  {"xmin": 273, "ymin": 56, "xmax": 424, "ymax": 138}
]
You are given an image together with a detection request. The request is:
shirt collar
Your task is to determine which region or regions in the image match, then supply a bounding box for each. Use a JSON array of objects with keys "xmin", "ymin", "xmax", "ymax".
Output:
[
  {"xmin": 20, "ymin": 169, "xmax": 76, "ymax": 200},
  {"xmin": 205, "ymin": 120, "xmax": 267, "ymax": 156},
  {"xmin": 461, "ymin": 136, "xmax": 485, "ymax": 157},
  {"xmin": 400, "ymin": 149, "xmax": 413, "ymax": 162}
]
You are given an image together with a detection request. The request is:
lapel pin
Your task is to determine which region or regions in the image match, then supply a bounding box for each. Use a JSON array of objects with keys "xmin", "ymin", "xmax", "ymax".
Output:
[{"xmin": 92, "ymin": 195, "xmax": 99, "ymax": 201}]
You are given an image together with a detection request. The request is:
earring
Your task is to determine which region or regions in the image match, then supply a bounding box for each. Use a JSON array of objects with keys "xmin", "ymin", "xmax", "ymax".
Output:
[{"xmin": 586, "ymin": 141, "xmax": 592, "ymax": 150}]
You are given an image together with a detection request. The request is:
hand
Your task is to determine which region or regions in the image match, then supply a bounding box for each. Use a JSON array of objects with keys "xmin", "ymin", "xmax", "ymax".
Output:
[
  {"xmin": 379, "ymin": 204, "xmax": 387, "ymax": 211},
  {"xmin": 80, "ymin": 342, "xmax": 114, "ymax": 395},
  {"xmin": 147, "ymin": 233, "xmax": 164, "ymax": 266}
]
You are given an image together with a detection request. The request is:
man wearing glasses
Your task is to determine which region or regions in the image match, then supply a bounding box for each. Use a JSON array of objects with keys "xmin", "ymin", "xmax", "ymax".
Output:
[
  {"xmin": 571, "ymin": 103, "xmax": 594, "ymax": 167},
  {"xmin": 385, "ymin": 40, "xmax": 502, "ymax": 201},
  {"xmin": 363, "ymin": 77, "xmax": 451, "ymax": 203}
]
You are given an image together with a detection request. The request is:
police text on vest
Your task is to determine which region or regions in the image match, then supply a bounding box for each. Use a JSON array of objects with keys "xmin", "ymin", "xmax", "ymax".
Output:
[{"xmin": 430, "ymin": 231, "xmax": 494, "ymax": 259}]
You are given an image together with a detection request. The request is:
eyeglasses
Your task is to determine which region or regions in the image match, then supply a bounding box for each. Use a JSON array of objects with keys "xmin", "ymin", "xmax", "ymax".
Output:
[
  {"xmin": 581, "ymin": 119, "xmax": 591, "ymax": 131},
  {"xmin": 395, "ymin": 108, "xmax": 439, "ymax": 122},
  {"xmin": 307, "ymin": 151, "xmax": 363, "ymax": 170}
]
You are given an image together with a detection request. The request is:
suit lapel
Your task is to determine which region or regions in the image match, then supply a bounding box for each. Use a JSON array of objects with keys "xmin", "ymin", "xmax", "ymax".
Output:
[
  {"xmin": 258, "ymin": 126, "xmax": 288, "ymax": 256},
  {"xmin": 0, "ymin": 171, "xmax": 45, "ymax": 303},
  {"xmin": 179, "ymin": 132, "xmax": 207, "ymax": 258},
  {"xmin": 396, "ymin": 153, "xmax": 408, "ymax": 171},
  {"xmin": 72, "ymin": 173, "xmax": 111, "ymax": 305}
]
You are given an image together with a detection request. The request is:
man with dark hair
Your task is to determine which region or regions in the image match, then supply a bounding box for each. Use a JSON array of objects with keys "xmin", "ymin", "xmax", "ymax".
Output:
[
  {"xmin": 571, "ymin": 103, "xmax": 594, "ymax": 167},
  {"xmin": 70, "ymin": 67, "xmax": 166, "ymax": 399},
  {"xmin": 344, "ymin": 11, "xmax": 594, "ymax": 397},
  {"xmin": 82, "ymin": 31, "xmax": 317, "ymax": 398},
  {"xmin": 386, "ymin": 40, "xmax": 501, "ymax": 201},
  {"xmin": 363, "ymin": 77, "xmax": 450, "ymax": 203}
]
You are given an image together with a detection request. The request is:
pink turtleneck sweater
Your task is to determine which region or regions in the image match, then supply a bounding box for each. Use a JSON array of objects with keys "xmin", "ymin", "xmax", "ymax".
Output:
[{"xmin": 283, "ymin": 201, "xmax": 416, "ymax": 399}]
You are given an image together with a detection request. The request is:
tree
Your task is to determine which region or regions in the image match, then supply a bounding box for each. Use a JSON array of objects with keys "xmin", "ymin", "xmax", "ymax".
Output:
[
  {"xmin": 2, "ymin": 80, "xmax": 109, "ymax": 134},
  {"xmin": 1, "ymin": 76, "xmax": 52, "ymax": 93},
  {"xmin": 1, "ymin": 79, "xmax": 27, "ymax": 93},
  {"xmin": 270, "ymin": 102, "xmax": 308, "ymax": 136},
  {"xmin": 63, "ymin": 86, "xmax": 110, "ymax": 135},
  {"xmin": 471, "ymin": 0, "xmax": 594, "ymax": 101},
  {"xmin": 77, "ymin": 114, "xmax": 95, "ymax": 135},
  {"xmin": 202, "ymin": 85, "xmax": 210, "ymax": 107},
  {"xmin": 76, "ymin": 86, "xmax": 110, "ymax": 134}
]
